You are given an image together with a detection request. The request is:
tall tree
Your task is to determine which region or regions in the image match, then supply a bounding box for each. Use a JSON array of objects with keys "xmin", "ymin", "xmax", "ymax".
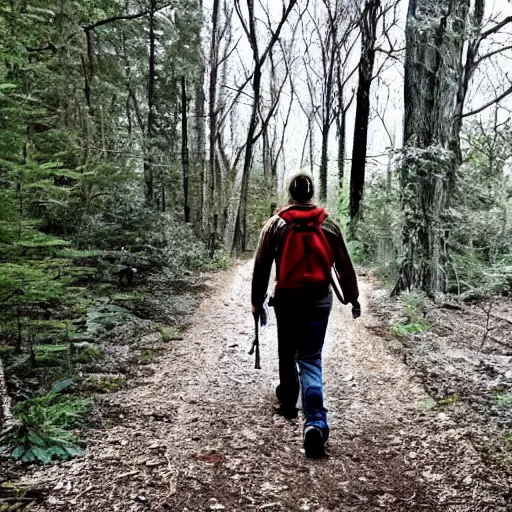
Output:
[
  {"xmin": 230, "ymin": 0, "xmax": 298, "ymax": 253},
  {"xmin": 395, "ymin": 0, "xmax": 512, "ymax": 295},
  {"xmin": 144, "ymin": 0, "xmax": 157, "ymax": 204},
  {"xmin": 299, "ymin": 0, "xmax": 356, "ymax": 201},
  {"xmin": 181, "ymin": 75, "xmax": 190, "ymax": 222},
  {"xmin": 207, "ymin": 0, "xmax": 221, "ymax": 246},
  {"xmin": 349, "ymin": 0, "xmax": 380, "ymax": 224}
]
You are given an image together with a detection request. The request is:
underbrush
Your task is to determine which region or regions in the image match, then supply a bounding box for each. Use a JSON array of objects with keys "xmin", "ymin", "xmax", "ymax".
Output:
[
  {"xmin": 1, "ymin": 191, "xmax": 231, "ymax": 466},
  {"xmin": 389, "ymin": 292, "xmax": 428, "ymax": 338},
  {"xmin": 347, "ymin": 123, "xmax": 512, "ymax": 299},
  {"xmin": 0, "ymin": 380, "xmax": 91, "ymax": 464}
]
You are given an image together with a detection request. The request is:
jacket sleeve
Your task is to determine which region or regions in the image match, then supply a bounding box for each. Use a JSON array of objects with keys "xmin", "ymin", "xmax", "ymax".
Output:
[
  {"xmin": 251, "ymin": 216, "xmax": 279, "ymax": 308},
  {"xmin": 324, "ymin": 218, "xmax": 359, "ymax": 305}
]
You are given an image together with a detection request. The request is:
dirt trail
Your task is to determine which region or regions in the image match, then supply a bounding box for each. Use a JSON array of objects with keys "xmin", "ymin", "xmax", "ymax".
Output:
[{"xmin": 16, "ymin": 262, "xmax": 507, "ymax": 511}]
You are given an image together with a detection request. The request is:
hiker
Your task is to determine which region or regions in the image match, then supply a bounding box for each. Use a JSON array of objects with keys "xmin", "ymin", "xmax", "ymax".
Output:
[{"xmin": 251, "ymin": 173, "xmax": 360, "ymax": 458}]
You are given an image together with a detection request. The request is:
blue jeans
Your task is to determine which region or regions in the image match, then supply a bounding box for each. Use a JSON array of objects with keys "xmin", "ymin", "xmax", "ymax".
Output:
[{"xmin": 274, "ymin": 289, "xmax": 332, "ymax": 436}]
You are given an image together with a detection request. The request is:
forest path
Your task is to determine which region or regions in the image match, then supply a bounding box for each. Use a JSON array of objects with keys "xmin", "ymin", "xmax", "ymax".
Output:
[{"xmin": 18, "ymin": 261, "xmax": 501, "ymax": 511}]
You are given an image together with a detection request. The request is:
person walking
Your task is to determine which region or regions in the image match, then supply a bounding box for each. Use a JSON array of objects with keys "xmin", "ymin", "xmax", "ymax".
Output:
[{"xmin": 251, "ymin": 173, "xmax": 360, "ymax": 458}]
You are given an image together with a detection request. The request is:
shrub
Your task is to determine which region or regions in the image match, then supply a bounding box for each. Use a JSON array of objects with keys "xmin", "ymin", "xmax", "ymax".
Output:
[
  {"xmin": 0, "ymin": 380, "xmax": 90, "ymax": 464},
  {"xmin": 390, "ymin": 292, "xmax": 428, "ymax": 337},
  {"xmin": 344, "ymin": 173, "xmax": 403, "ymax": 268}
]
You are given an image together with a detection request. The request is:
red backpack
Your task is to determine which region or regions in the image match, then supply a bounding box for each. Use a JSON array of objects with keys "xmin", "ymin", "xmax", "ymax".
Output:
[{"xmin": 277, "ymin": 205, "xmax": 334, "ymax": 289}]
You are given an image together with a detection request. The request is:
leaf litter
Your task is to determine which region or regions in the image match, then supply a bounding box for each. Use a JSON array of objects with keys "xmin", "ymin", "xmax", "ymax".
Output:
[{"xmin": 2, "ymin": 262, "xmax": 510, "ymax": 511}]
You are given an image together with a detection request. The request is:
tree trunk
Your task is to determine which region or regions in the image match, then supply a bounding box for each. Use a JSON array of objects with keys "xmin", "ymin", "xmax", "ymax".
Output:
[
  {"xmin": 181, "ymin": 76, "xmax": 190, "ymax": 223},
  {"xmin": 337, "ymin": 102, "xmax": 346, "ymax": 188},
  {"xmin": 319, "ymin": 119, "xmax": 329, "ymax": 202},
  {"xmin": 234, "ymin": 63, "xmax": 261, "ymax": 253},
  {"xmin": 395, "ymin": 0, "xmax": 472, "ymax": 296},
  {"xmin": 194, "ymin": 0, "xmax": 206, "ymax": 230},
  {"xmin": 194, "ymin": 73, "xmax": 206, "ymax": 228},
  {"xmin": 144, "ymin": 0, "xmax": 156, "ymax": 204},
  {"xmin": 319, "ymin": 34, "xmax": 337, "ymax": 202},
  {"xmin": 349, "ymin": 0, "xmax": 380, "ymax": 225},
  {"xmin": 309, "ymin": 114, "xmax": 315, "ymax": 177},
  {"xmin": 336, "ymin": 67, "xmax": 353, "ymax": 189},
  {"xmin": 208, "ymin": 0, "xmax": 220, "ymax": 248}
]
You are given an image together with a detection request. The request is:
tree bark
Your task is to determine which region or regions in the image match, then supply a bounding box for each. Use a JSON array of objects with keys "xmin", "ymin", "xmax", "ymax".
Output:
[
  {"xmin": 181, "ymin": 76, "xmax": 190, "ymax": 223},
  {"xmin": 336, "ymin": 98, "xmax": 347, "ymax": 188},
  {"xmin": 349, "ymin": 0, "xmax": 379, "ymax": 225},
  {"xmin": 395, "ymin": 0, "xmax": 472, "ymax": 296},
  {"xmin": 208, "ymin": 0, "xmax": 220, "ymax": 248},
  {"xmin": 336, "ymin": 66, "xmax": 354, "ymax": 189},
  {"xmin": 144, "ymin": 0, "xmax": 157, "ymax": 204},
  {"xmin": 194, "ymin": 71, "xmax": 206, "ymax": 228},
  {"xmin": 318, "ymin": 25, "xmax": 337, "ymax": 202},
  {"xmin": 236, "ymin": 62, "xmax": 261, "ymax": 252},
  {"xmin": 309, "ymin": 114, "xmax": 315, "ymax": 177}
]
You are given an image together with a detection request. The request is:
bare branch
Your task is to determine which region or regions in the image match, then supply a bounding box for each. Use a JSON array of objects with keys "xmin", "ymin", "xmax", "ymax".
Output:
[
  {"xmin": 473, "ymin": 44, "xmax": 512, "ymax": 67},
  {"xmin": 480, "ymin": 15, "xmax": 512, "ymax": 40},
  {"xmin": 259, "ymin": 0, "xmax": 299, "ymax": 66},
  {"xmin": 461, "ymin": 83, "xmax": 512, "ymax": 118}
]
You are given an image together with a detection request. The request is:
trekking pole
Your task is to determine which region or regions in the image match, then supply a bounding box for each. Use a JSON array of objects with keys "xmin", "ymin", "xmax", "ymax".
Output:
[{"xmin": 249, "ymin": 311, "xmax": 261, "ymax": 370}]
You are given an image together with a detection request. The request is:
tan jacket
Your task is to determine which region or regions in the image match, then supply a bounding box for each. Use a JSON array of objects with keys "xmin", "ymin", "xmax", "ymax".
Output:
[{"xmin": 251, "ymin": 203, "xmax": 359, "ymax": 308}]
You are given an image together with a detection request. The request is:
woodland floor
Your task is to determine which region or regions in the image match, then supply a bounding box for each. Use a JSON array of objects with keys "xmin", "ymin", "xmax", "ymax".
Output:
[{"xmin": 3, "ymin": 261, "xmax": 512, "ymax": 511}]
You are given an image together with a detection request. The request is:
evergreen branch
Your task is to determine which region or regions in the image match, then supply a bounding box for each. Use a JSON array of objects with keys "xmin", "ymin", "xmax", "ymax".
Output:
[{"xmin": 0, "ymin": 289, "xmax": 23, "ymax": 304}]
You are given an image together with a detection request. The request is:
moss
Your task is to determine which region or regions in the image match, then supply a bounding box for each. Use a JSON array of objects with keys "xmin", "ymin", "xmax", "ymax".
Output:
[
  {"xmin": 157, "ymin": 325, "xmax": 182, "ymax": 342},
  {"xmin": 86, "ymin": 375, "xmax": 126, "ymax": 393},
  {"xmin": 73, "ymin": 346, "xmax": 102, "ymax": 363},
  {"xmin": 142, "ymin": 349, "xmax": 155, "ymax": 361},
  {"xmin": 437, "ymin": 396, "xmax": 460, "ymax": 407}
]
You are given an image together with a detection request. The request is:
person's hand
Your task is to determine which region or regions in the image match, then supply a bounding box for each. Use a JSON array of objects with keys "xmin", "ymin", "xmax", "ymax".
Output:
[
  {"xmin": 252, "ymin": 305, "xmax": 269, "ymax": 326},
  {"xmin": 351, "ymin": 300, "xmax": 361, "ymax": 319}
]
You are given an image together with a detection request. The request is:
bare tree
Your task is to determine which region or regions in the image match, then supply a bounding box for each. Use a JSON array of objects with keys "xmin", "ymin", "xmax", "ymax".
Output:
[
  {"xmin": 193, "ymin": 0, "xmax": 206, "ymax": 228},
  {"xmin": 299, "ymin": 0, "xmax": 357, "ymax": 201},
  {"xmin": 349, "ymin": 0, "xmax": 380, "ymax": 224},
  {"xmin": 348, "ymin": 0, "xmax": 402, "ymax": 227},
  {"xmin": 229, "ymin": 0, "xmax": 299, "ymax": 253},
  {"xmin": 335, "ymin": 51, "xmax": 356, "ymax": 187},
  {"xmin": 207, "ymin": 0, "xmax": 221, "ymax": 242}
]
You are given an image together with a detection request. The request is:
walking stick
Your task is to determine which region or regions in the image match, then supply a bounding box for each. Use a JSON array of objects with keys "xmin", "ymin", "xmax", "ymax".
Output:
[{"xmin": 249, "ymin": 311, "xmax": 261, "ymax": 370}]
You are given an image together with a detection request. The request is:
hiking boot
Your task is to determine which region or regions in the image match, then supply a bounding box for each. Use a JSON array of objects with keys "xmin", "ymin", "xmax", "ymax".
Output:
[
  {"xmin": 304, "ymin": 426, "xmax": 325, "ymax": 458},
  {"xmin": 275, "ymin": 384, "xmax": 298, "ymax": 419},
  {"xmin": 274, "ymin": 405, "xmax": 298, "ymax": 420}
]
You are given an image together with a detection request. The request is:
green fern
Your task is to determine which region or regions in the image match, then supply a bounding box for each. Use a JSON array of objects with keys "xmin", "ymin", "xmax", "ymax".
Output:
[{"xmin": 0, "ymin": 380, "xmax": 91, "ymax": 464}]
